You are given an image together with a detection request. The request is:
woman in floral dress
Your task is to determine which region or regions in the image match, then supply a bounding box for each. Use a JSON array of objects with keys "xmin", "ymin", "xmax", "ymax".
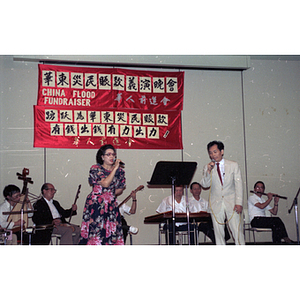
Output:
[{"xmin": 79, "ymin": 144, "xmax": 126, "ymax": 245}]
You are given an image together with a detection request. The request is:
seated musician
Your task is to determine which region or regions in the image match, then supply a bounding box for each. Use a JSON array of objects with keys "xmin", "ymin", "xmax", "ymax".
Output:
[
  {"xmin": 32, "ymin": 183, "xmax": 81, "ymax": 245},
  {"xmin": 156, "ymin": 185, "xmax": 195, "ymax": 245},
  {"xmin": 0, "ymin": 185, "xmax": 33, "ymax": 245},
  {"xmin": 117, "ymin": 190, "xmax": 139, "ymax": 244},
  {"xmin": 188, "ymin": 182, "xmax": 230, "ymax": 244},
  {"xmin": 248, "ymin": 181, "xmax": 294, "ymax": 244}
]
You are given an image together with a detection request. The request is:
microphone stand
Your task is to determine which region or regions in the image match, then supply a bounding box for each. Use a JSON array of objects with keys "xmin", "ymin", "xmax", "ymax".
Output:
[
  {"xmin": 288, "ymin": 186, "xmax": 300, "ymax": 244},
  {"xmin": 185, "ymin": 185, "xmax": 191, "ymax": 245},
  {"xmin": 171, "ymin": 177, "xmax": 176, "ymax": 245},
  {"xmin": 20, "ymin": 188, "xmax": 28, "ymax": 245}
]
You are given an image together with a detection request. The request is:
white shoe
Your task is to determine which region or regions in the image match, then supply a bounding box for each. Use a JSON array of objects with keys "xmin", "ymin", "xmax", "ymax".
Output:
[{"xmin": 129, "ymin": 226, "xmax": 139, "ymax": 235}]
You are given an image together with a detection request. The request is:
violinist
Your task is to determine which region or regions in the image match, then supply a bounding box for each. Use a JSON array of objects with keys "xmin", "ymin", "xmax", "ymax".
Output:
[
  {"xmin": 0, "ymin": 185, "xmax": 33, "ymax": 245},
  {"xmin": 248, "ymin": 181, "xmax": 295, "ymax": 244}
]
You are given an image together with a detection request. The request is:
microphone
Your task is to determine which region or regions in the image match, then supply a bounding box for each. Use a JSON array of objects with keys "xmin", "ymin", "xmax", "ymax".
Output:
[
  {"xmin": 209, "ymin": 159, "xmax": 215, "ymax": 169},
  {"xmin": 113, "ymin": 158, "xmax": 125, "ymax": 167}
]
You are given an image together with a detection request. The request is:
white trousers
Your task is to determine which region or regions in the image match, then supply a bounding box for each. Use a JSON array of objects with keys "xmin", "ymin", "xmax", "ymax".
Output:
[{"xmin": 211, "ymin": 202, "xmax": 245, "ymax": 245}]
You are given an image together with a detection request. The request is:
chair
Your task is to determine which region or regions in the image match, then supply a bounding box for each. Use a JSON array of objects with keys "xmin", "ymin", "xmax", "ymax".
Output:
[
  {"xmin": 197, "ymin": 230, "xmax": 207, "ymax": 244},
  {"xmin": 158, "ymin": 223, "xmax": 168, "ymax": 245},
  {"xmin": 243, "ymin": 208, "xmax": 272, "ymax": 244},
  {"xmin": 50, "ymin": 232, "xmax": 77, "ymax": 245},
  {"xmin": 0, "ymin": 230, "xmax": 11, "ymax": 245},
  {"xmin": 176, "ymin": 231, "xmax": 191, "ymax": 245},
  {"xmin": 158, "ymin": 223, "xmax": 196, "ymax": 245},
  {"xmin": 125, "ymin": 230, "xmax": 135, "ymax": 245},
  {"xmin": 128, "ymin": 233, "xmax": 133, "ymax": 245},
  {"xmin": 50, "ymin": 233, "xmax": 62, "ymax": 245}
]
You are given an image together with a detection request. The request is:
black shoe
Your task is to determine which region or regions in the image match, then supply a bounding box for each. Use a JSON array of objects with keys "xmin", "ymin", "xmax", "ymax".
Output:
[{"xmin": 282, "ymin": 238, "xmax": 297, "ymax": 244}]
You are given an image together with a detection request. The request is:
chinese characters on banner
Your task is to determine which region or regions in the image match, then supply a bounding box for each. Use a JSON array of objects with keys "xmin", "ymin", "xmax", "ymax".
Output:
[{"xmin": 34, "ymin": 64, "xmax": 184, "ymax": 149}]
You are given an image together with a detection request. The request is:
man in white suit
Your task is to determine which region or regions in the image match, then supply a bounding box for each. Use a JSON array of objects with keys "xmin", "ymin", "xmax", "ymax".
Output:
[{"xmin": 200, "ymin": 141, "xmax": 245, "ymax": 245}]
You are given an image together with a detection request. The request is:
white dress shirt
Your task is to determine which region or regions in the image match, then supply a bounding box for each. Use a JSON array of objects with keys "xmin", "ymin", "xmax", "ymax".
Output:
[
  {"xmin": 0, "ymin": 200, "xmax": 15, "ymax": 229},
  {"xmin": 188, "ymin": 196, "xmax": 209, "ymax": 213},
  {"xmin": 117, "ymin": 202, "xmax": 131, "ymax": 216},
  {"xmin": 44, "ymin": 197, "xmax": 61, "ymax": 219},
  {"xmin": 218, "ymin": 158, "xmax": 225, "ymax": 184},
  {"xmin": 156, "ymin": 195, "xmax": 187, "ymax": 226},
  {"xmin": 248, "ymin": 194, "xmax": 272, "ymax": 222}
]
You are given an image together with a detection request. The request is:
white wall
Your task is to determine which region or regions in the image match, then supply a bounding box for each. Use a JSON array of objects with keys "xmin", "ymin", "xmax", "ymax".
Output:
[
  {"xmin": 243, "ymin": 57, "xmax": 300, "ymax": 242},
  {"xmin": 1, "ymin": 55, "xmax": 299, "ymax": 244}
]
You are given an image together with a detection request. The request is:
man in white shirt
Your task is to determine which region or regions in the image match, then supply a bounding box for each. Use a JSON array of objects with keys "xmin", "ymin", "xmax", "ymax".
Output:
[
  {"xmin": 200, "ymin": 140, "xmax": 245, "ymax": 245},
  {"xmin": 248, "ymin": 180, "xmax": 293, "ymax": 244},
  {"xmin": 32, "ymin": 183, "xmax": 80, "ymax": 245},
  {"xmin": 189, "ymin": 182, "xmax": 209, "ymax": 213},
  {"xmin": 0, "ymin": 185, "xmax": 33, "ymax": 245},
  {"xmin": 156, "ymin": 185, "xmax": 195, "ymax": 244}
]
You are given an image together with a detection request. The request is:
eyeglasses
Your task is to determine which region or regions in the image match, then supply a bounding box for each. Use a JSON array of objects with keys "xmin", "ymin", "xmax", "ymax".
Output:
[
  {"xmin": 45, "ymin": 188, "xmax": 57, "ymax": 192},
  {"xmin": 104, "ymin": 153, "xmax": 116, "ymax": 157},
  {"xmin": 11, "ymin": 193, "xmax": 21, "ymax": 199}
]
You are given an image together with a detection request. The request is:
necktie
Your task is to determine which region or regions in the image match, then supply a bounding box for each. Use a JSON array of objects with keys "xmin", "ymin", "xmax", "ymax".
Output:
[{"xmin": 216, "ymin": 162, "xmax": 223, "ymax": 185}]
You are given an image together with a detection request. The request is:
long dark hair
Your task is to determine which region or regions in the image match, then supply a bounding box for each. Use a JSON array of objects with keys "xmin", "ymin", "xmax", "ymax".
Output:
[{"xmin": 96, "ymin": 144, "xmax": 116, "ymax": 165}]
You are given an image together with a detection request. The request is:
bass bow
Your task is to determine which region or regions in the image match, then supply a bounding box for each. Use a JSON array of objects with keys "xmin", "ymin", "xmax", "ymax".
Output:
[{"xmin": 68, "ymin": 184, "xmax": 81, "ymax": 223}]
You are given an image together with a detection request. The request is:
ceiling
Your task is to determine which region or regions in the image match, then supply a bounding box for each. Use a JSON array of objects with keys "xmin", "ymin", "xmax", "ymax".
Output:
[{"xmin": 250, "ymin": 55, "xmax": 300, "ymax": 61}]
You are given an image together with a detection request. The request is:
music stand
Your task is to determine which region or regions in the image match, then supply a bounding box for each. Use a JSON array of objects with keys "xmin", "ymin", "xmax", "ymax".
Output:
[{"xmin": 148, "ymin": 161, "xmax": 197, "ymax": 245}]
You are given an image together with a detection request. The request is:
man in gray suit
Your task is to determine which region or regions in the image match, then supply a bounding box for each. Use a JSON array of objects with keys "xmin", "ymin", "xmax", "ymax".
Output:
[{"xmin": 200, "ymin": 141, "xmax": 245, "ymax": 245}]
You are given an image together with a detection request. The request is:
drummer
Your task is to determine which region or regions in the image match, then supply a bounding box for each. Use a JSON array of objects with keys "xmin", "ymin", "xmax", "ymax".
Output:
[{"xmin": 0, "ymin": 185, "xmax": 33, "ymax": 244}]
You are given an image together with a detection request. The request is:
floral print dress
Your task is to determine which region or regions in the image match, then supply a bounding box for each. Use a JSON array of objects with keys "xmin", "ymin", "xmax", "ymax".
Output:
[{"xmin": 79, "ymin": 164, "xmax": 126, "ymax": 245}]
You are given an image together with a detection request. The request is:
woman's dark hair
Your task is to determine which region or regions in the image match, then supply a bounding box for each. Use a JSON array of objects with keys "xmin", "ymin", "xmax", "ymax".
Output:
[
  {"xmin": 207, "ymin": 140, "xmax": 224, "ymax": 152},
  {"xmin": 96, "ymin": 144, "xmax": 116, "ymax": 165},
  {"xmin": 3, "ymin": 184, "xmax": 20, "ymax": 199}
]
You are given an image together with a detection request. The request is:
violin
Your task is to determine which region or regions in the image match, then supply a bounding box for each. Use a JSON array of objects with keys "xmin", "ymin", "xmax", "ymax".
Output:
[{"xmin": 117, "ymin": 185, "xmax": 144, "ymax": 208}]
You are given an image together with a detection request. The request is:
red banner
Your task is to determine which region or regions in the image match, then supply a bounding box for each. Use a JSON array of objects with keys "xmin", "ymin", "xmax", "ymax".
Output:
[
  {"xmin": 37, "ymin": 64, "xmax": 184, "ymax": 111},
  {"xmin": 34, "ymin": 64, "xmax": 184, "ymax": 149},
  {"xmin": 34, "ymin": 106, "xmax": 183, "ymax": 149}
]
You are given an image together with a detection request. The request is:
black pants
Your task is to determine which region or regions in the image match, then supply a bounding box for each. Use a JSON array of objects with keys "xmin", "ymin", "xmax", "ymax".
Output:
[
  {"xmin": 164, "ymin": 220, "xmax": 231, "ymax": 245},
  {"xmin": 198, "ymin": 219, "xmax": 231, "ymax": 244},
  {"xmin": 15, "ymin": 231, "xmax": 30, "ymax": 245},
  {"xmin": 251, "ymin": 216, "xmax": 288, "ymax": 243},
  {"xmin": 163, "ymin": 223, "xmax": 195, "ymax": 245},
  {"xmin": 121, "ymin": 216, "xmax": 129, "ymax": 244}
]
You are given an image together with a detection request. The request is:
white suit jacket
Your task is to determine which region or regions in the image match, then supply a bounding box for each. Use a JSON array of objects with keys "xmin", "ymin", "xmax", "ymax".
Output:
[{"xmin": 200, "ymin": 159, "xmax": 243, "ymax": 214}]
